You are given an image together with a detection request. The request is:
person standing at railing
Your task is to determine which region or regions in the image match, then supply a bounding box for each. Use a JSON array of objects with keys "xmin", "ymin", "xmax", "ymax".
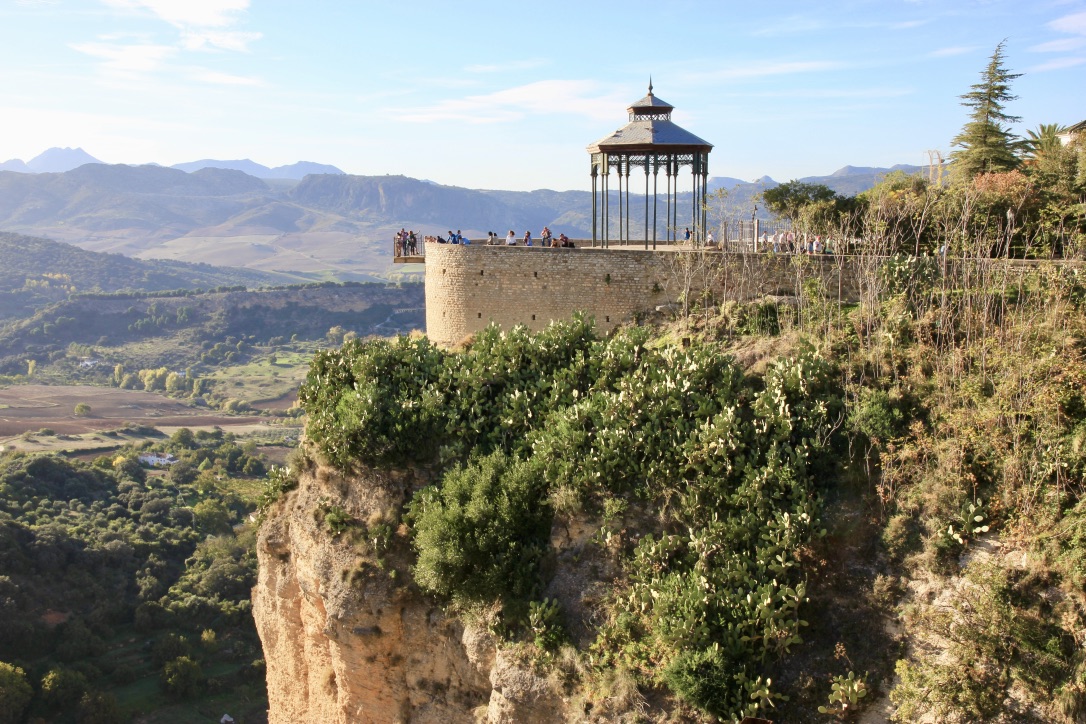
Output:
[
  {"xmin": 506, "ymin": 230, "xmax": 517, "ymax": 246},
  {"xmin": 524, "ymin": 230, "xmax": 533, "ymax": 246}
]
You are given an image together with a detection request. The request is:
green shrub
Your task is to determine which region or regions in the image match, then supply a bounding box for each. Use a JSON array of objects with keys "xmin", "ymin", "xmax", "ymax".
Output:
[
  {"xmin": 161, "ymin": 655, "xmax": 203, "ymax": 699},
  {"xmin": 409, "ymin": 451, "xmax": 551, "ymax": 604},
  {"xmin": 0, "ymin": 662, "xmax": 32, "ymax": 724}
]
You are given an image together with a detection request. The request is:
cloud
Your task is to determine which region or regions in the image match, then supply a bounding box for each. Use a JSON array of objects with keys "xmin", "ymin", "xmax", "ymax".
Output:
[
  {"xmin": 1028, "ymin": 56, "xmax": 1086, "ymax": 71},
  {"xmin": 928, "ymin": 46, "xmax": 977, "ymax": 57},
  {"xmin": 180, "ymin": 29, "xmax": 261, "ymax": 52},
  {"xmin": 70, "ymin": 40, "xmax": 175, "ymax": 75},
  {"xmin": 99, "ymin": 0, "xmax": 261, "ymax": 51},
  {"xmin": 1027, "ymin": 10, "xmax": 1086, "ymax": 66},
  {"xmin": 388, "ymin": 80, "xmax": 626, "ymax": 124},
  {"xmin": 103, "ymin": 0, "xmax": 250, "ymax": 29},
  {"xmin": 1048, "ymin": 10, "xmax": 1086, "ymax": 36},
  {"xmin": 1030, "ymin": 37, "xmax": 1086, "ymax": 52}
]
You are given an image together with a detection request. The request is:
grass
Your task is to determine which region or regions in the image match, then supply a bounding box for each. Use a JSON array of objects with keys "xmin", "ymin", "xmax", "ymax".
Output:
[{"xmin": 203, "ymin": 347, "xmax": 315, "ymax": 406}]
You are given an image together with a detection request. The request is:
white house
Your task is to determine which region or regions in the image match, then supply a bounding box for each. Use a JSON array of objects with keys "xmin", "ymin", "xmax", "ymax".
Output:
[
  {"xmin": 138, "ymin": 452, "xmax": 179, "ymax": 466},
  {"xmin": 1058, "ymin": 120, "xmax": 1086, "ymax": 146}
]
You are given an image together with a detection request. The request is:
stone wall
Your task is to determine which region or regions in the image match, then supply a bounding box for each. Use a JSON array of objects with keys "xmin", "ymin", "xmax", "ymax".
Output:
[{"xmin": 424, "ymin": 243, "xmax": 863, "ymax": 347}]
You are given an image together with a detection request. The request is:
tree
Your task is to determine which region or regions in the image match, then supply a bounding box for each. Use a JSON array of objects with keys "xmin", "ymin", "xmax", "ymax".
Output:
[
  {"xmin": 950, "ymin": 40, "xmax": 1022, "ymax": 179},
  {"xmin": 161, "ymin": 655, "xmax": 203, "ymax": 698},
  {"xmin": 74, "ymin": 402, "xmax": 92, "ymax": 416},
  {"xmin": 40, "ymin": 667, "xmax": 89, "ymax": 712},
  {"xmin": 0, "ymin": 662, "xmax": 32, "ymax": 724},
  {"xmin": 762, "ymin": 180, "xmax": 838, "ymax": 227},
  {"xmin": 1023, "ymin": 123, "xmax": 1068, "ymax": 162},
  {"xmin": 77, "ymin": 690, "xmax": 125, "ymax": 724}
]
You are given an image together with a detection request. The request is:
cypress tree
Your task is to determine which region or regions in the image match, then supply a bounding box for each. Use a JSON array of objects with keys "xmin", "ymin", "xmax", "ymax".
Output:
[{"xmin": 950, "ymin": 40, "xmax": 1023, "ymax": 179}]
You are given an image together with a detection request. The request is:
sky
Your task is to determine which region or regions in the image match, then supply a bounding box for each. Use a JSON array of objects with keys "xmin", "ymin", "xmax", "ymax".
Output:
[{"xmin": 0, "ymin": 0, "xmax": 1084, "ymax": 191}]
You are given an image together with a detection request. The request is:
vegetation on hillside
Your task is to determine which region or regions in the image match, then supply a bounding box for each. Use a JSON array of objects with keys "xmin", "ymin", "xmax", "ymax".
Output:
[
  {"xmin": 299, "ymin": 317, "xmax": 839, "ymax": 720},
  {"xmin": 0, "ymin": 429, "xmax": 270, "ymax": 722},
  {"xmin": 0, "ymin": 232, "xmax": 288, "ymax": 323}
]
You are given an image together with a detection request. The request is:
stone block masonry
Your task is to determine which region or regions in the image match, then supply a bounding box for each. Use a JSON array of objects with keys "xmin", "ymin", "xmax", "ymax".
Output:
[{"xmin": 425, "ymin": 243, "xmax": 864, "ymax": 347}]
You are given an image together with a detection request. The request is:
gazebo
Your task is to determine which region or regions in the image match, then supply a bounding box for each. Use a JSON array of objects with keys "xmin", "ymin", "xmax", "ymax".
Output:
[{"xmin": 587, "ymin": 82, "xmax": 713, "ymax": 248}]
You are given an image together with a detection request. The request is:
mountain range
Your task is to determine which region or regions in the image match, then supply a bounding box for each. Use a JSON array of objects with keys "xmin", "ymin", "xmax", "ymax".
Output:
[
  {"xmin": 0, "ymin": 147, "xmax": 344, "ymax": 180},
  {"xmin": 0, "ymin": 158, "xmax": 928, "ymax": 281}
]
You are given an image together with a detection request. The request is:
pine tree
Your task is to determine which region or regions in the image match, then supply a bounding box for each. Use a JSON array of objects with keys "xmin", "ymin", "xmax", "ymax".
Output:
[{"xmin": 950, "ymin": 40, "xmax": 1023, "ymax": 179}]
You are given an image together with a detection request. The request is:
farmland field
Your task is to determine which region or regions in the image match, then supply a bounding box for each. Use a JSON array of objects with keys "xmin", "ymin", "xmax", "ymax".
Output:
[{"xmin": 0, "ymin": 384, "xmax": 269, "ymax": 438}]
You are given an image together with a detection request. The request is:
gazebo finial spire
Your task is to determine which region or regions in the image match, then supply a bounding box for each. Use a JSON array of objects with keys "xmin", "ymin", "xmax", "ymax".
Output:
[{"xmin": 648, "ymin": 76, "xmax": 653, "ymax": 95}]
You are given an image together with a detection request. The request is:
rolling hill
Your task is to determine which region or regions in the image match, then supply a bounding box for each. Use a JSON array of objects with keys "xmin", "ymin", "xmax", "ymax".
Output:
[
  {"xmin": 0, "ymin": 231, "xmax": 300, "ymax": 322},
  {"xmin": 0, "ymin": 162, "xmax": 928, "ymax": 280}
]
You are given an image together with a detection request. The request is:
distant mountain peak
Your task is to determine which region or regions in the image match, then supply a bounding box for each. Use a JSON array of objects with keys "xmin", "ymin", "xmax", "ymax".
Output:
[
  {"xmin": 26, "ymin": 147, "xmax": 103, "ymax": 173},
  {"xmin": 0, "ymin": 158, "xmax": 31, "ymax": 173},
  {"xmin": 171, "ymin": 158, "xmax": 344, "ymax": 180}
]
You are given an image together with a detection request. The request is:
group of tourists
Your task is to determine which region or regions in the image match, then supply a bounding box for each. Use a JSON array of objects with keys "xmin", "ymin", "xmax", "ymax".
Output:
[
  {"xmin": 759, "ymin": 231, "xmax": 834, "ymax": 255},
  {"xmin": 494, "ymin": 227, "xmax": 575, "ymax": 248},
  {"xmin": 393, "ymin": 229, "xmax": 419, "ymax": 256},
  {"xmin": 418, "ymin": 229, "xmax": 471, "ymax": 245},
  {"xmin": 403, "ymin": 226, "xmax": 578, "ymax": 253}
]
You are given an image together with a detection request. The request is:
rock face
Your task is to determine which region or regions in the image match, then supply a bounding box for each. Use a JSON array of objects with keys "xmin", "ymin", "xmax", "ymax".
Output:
[{"xmin": 252, "ymin": 459, "xmax": 570, "ymax": 723}]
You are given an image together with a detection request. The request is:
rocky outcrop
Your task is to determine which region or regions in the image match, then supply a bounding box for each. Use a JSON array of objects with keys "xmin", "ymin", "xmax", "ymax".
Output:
[{"xmin": 252, "ymin": 458, "xmax": 573, "ymax": 723}]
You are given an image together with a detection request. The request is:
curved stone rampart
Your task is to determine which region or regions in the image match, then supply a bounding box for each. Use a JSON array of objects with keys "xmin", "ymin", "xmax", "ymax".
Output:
[{"xmin": 424, "ymin": 243, "xmax": 862, "ymax": 347}]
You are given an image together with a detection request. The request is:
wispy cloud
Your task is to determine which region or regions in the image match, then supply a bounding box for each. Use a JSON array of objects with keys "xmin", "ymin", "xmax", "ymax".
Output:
[
  {"xmin": 1049, "ymin": 10, "xmax": 1086, "ymax": 35},
  {"xmin": 1030, "ymin": 37, "xmax": 1086, "ymax": 52},
  {"xmin": 101, "ymin": 0, "xmax": 261, "ymax": 52},
  {"xmin": 73, "ymin": 0, "xmax": 262, "ymax": 87},
  {"xmin": 928, "ymin": 45, "xmax": 977, "ymax": 57},
  {"xmin": 103, "ymin": 0, "xmax": 250, "ymax": 29},
  {"xmin": 1028, "ymin": 56, "xmax": 1086, "ymax": 71},
  {"xmin": 890, "ymin": 19, "xmax": 928, "ymax": 29},
  {"xmin": 465, "ymin": 59, "xmax": 549, "ymax": 74},
  {"xmin": 388, "ymin": 79, "xmax": 625, "ymax": 124},
  {"xmin": 70, "ymin": 40, "xmax": 175, "ymax": 75},
  {"xmin": 1028, "ymin": 10, "xmax": 1086, "ymax": 67}
]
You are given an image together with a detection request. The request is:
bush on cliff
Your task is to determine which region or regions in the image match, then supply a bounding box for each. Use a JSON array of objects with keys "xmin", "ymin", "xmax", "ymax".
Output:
[{"xmin": 409, "ymin": 451, "xmax": 552, "ymax": 604}]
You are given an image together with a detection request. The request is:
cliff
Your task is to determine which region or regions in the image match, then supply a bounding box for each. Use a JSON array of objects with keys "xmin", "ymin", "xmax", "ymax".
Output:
[{"xmin": 253, "ymin": 456, "xmax": 575, "ymax": 723}]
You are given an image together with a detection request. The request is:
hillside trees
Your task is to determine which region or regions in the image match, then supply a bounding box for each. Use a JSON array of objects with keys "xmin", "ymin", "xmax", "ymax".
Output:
[
  {"xmin": 950, "ymin": 40, "xmax": 1023, "ymax": 179},
  {"xmin": 0, "ymin": 442, "xmax": 266, "ymax": 718}
]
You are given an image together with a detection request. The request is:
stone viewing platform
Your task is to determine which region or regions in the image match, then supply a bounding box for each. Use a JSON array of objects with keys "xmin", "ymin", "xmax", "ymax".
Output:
[{"xmin": 423, "ymin": 242, "xmax": 863, "ymax": 347}]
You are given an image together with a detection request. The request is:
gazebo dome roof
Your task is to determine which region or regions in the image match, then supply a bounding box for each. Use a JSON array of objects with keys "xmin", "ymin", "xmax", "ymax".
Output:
[
  {"xmin": 587, "ymin": 82, "xmax": 712, "ymax": 155},
  {"xmin": 588, "ymin": 121, "xmax": 712, "ymax": 153}
]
